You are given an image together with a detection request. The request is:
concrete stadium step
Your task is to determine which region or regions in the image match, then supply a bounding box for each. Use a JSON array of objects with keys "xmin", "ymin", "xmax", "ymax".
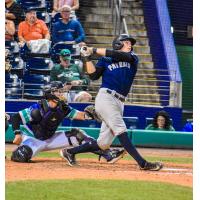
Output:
[
  {"xmin": 81, "ymin": 14, "xmax": 144, "ymax": 24},
  {"xmin": 131, "ymin": 86, "xmax": 162, "ymax": 95},
  {"xmin": 84, "ymin": 28, "xmax": 147, "ymax": 37},
  {"xmin": 80, "ymin": 0, "xmax": 142, "ymax": 8},
  {"xmin": 138, "ymin": 62, "xmax": 154, "ymax": 69},
  {"xmin": 90, "ymin": 43, "xmax": 150, "ymax": 54},
  {"xmin": 85, "ymin": 36, "xmax": 149, "ymax": 46},
  {"xmin": 80, "ymin": 22, "xmax": 146, "ymax": 30},
  {"xmin": 90, "ymin": 53, "xmax": 152, "ymax": 62},
  {"xmin": 78, "ymin": 6, "xmax": 143, "ymax": 15}
]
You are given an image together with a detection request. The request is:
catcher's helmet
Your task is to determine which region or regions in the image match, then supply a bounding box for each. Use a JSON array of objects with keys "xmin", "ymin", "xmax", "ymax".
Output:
[
  {"xmin": 43, "ymin": 81, "xmax": 64, "ymax": 101},
  {"xmin": 112, "ymin": 34, "xmax": 136, "ymax": 50}
]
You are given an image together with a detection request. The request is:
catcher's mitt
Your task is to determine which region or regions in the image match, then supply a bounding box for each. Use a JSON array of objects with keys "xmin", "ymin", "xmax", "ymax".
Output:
[{"xmin": 84, "ymin": 105, "xmax": 102, "ymax": 123}]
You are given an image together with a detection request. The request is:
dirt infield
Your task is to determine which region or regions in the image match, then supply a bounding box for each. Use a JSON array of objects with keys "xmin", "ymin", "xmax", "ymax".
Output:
[{"xmin": 5, "ymin": 145, "xmax": 193, "ymax": 187}]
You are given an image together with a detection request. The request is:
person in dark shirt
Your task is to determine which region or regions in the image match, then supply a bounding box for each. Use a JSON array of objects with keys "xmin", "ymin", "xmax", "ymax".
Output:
[
  {"xmin": 60, "ymin": 34, "xmax": 163, "ymax": 171},
  {"xmin": 50, "ymin": 49, "xmax": 92, "ymax": 102},
  {"xmin": 52, "ymin": 5, "xmax": 85, "ymax": 45},
  {"xmin": 5, "ymin": 0, "xmax": 24, "ymax": 26},
  {"xmin": 145, "ymin": 110, "xmax": 175, "ymax": 131}
]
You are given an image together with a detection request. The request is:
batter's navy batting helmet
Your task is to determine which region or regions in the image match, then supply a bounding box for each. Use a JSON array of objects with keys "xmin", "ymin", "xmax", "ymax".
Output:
[
  {"xmin": 43, "ymin": 81, "xmax": 64, "ymax": 101},
  {"xmin": 112, "ymin": 34, "xmax": 136, "ymax": 50}
]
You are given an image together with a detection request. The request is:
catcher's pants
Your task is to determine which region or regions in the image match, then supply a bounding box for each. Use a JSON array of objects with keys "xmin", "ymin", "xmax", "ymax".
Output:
[
  {"xmin": 20, "ymin": 131, "xmax": 80, "ymax": 158},
  {"xmin": 95, "ymin": 88, "xmax": 127, "ymax": 150}
]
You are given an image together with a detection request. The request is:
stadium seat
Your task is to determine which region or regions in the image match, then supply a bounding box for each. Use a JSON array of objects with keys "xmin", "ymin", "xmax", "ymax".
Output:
[
  {"xmin": 23, "ymin": 89, "xmax": 44, "ymax": 100},
  {"xmin": 23, "ymin": 73, "xmax": 50, "ymax": 84},
  {"xmin": 17, "ymin": 0, "xmax": 46, "ymax": 10},
  {"xmin": 123, "ymin": 117, "xmax": 139, "ymax": 129},
  {"xmin": 5, "ymin": 88, "xmax": 23, "ymax": 99},
  {"xmin": 5, "ymin": 41, "xmax": 20, "ymax": 54},
  {"xmin": 23, "ymin": 82, "xmax": 44, "ymax": 100},
  {"xmin": 25, "ymin": 57, "xmax": 53, "ymax": 75},
  {"xmin": 9, "ymin": 57, "xmax": 25, "ymax": 78},
  {"xmin": 5, "ymin": 73, "xmax": 21, "ymax": 86}
]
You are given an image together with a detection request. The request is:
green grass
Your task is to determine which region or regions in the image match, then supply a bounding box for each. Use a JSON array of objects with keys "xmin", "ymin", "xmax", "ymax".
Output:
[
  {"xmin": 6, "ymin": 180, "xmax": 192, "ymax": 200},
  {"xmin": 6, "ymin": 151, "xmax": 193, "ymax": 164}
]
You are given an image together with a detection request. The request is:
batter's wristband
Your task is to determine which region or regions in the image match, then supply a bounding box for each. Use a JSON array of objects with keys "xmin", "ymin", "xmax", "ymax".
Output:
[
  {"xmin": 93, "ymin": 48, "xmax": 97, "ymax": 54},
  {"xmin": 82, "ymin": 56, "xmax": 91, "ymax": 63},
  {"xmin": 14, "ymin": 130, "xmax": 21, "ymax": 135}
]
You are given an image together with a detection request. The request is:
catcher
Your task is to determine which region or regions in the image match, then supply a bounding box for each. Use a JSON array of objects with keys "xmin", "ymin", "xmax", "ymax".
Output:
[{"xmin": 10, "ymin": 81, "xmax": 125, "ymax": 164}]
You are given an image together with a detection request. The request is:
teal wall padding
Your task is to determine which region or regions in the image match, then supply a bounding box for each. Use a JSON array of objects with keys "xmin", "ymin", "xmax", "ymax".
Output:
[{"xmin": 6, "ymin": 126, "xmax": 192, "ymax": 149}]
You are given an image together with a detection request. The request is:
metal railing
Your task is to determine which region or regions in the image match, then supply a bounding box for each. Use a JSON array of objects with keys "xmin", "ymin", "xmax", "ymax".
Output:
[
  {"xmin": 109, "ymin": 0, "xmax": 129, "ymax": 35},
  {"xmin": 5, "ymin": 67, "xmax": 181, "ymax": 107}
]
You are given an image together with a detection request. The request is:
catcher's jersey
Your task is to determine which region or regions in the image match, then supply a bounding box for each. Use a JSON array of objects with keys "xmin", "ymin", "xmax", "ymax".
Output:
[
  {"xmin": 96, "ymin": 51, "xmax": 138, "ymax": 96},
  {"xmin": 19, "ymin": 100, "xmax": 78, "ymax": 140}
]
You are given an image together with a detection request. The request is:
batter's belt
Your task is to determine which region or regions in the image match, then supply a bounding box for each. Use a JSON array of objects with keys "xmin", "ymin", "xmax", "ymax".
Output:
[{"xmin": 106, "ymin": 89, "xmax": 126, "ymax": 102}]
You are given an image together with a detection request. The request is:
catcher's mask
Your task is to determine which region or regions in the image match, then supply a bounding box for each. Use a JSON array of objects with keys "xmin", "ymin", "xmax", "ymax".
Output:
[
  {"xmin": 112, "ymin": 33, "xmax": 136, "ymax": 50},
  {"xmin": 43, "ymin": 81, "xmax": 68, "ymax": 102}
]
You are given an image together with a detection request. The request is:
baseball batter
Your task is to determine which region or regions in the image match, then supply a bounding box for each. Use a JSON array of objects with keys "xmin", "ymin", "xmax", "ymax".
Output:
[
  {"xmin": 61, "ymin": 34, "xmax": 163, "ymax": 171},
  {"xmin": 10, "ymin": 81, "xmax": 125, "ymax": 163}
]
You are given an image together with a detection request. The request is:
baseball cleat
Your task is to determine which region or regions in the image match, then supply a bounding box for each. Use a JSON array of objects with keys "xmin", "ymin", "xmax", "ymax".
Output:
[
  {"xmin": 107, "ymin": 149, "xmax": 126, "ymax": 164},
  {"xmin": 60, "ymin": 149, "xmax": 77, "ymax": 166},
  {"xmin": 140, "ymin": 161, "xmax": 163, "ymax": 171}
]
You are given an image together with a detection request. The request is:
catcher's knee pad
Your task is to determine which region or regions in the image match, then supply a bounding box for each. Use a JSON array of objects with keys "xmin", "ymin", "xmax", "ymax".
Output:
[{"xmin": 11, "ymin": 145, "xmax": 33, "ymax": 163}]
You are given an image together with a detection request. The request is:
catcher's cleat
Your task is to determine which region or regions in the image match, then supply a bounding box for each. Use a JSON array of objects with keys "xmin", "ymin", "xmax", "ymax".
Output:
[
  {"xmin": 107, "ymin": 149, "xmax": 126, "ymax": 164},
  {"xmin": 140, "ymin": 161, "xmax": 163, "ymax": 171},
  {"xmin": 60, "ymin": 149, "xmax": 77, "ymax": 166},
  {"xmin": 98, "ymin": 149, "xmax": 126, "ymax": 164}
]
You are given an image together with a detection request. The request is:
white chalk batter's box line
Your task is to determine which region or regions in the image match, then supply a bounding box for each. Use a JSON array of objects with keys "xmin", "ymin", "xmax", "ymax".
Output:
[{"xmin": 161, "ymin": 167, "xmax": 193, "ymax": 175}]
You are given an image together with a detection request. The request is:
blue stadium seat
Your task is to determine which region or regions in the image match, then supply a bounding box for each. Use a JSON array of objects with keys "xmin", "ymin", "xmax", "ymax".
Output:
[
  {"xmin": 23, "ymin": 89, "xmax": 43, "ymax": 100},
  {"xmin": 45, "ymin": 0, "xmax": 53, "ymax": 13},
  {"xmin": 17, "ymin": 0, "xmax": 46, "ymax": 10},
  {"xmin": 9, "ymin": 57, "xmax": 25, "ymax": 78},
  {"xmin": 5, "ymin": 41, "xmax": 20, "ymax": 55},
  {"xmin": 5, "ymin": 87, "xmax": 23, "ymax": 99},
  {"xmin": 123, "ymin": 117, "xmax": 139, "ymax": 129},
  {"xmin": 23, "ymin": 73, "xmax": 50, "ymax": 84},
  {"xmin": 5, "ymin": 73, "xmax": 21, "ymax": 86},
  {"xmin": 23, "ymin": 82, "xmax": 44, "ymax": 100},
  {"xmin": 26, "ymin": 57, "xmax": 53, "ymax": 75}
]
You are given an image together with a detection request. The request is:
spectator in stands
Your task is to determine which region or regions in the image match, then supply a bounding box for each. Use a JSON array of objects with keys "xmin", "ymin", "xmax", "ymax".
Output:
[
  {"xmin": 182, "ymin": 119, "xmax": 193, "ymax": 132},
  {"xmin": 5, "ymin": 0, "xmax": 24, "ymax": 26},
  {"xmin": 145, "ymin": 110, "xmax": 175, "ymax": 131},
  {"xmin": 18, "ymin": 8, "xmax": 50, "ymax": 47},
  {"xmin": 52, "ymin": 5, "xmax": 85, "ymax": 45},
  {"xmin": 50, "ymin": 49, "xmax": 92, "ymax": 102},
  {"xmin": 53, "ymin": 0, "xmax": 79, "ymax": 12},
  {"xmin": 5, "ymin": 19, "xmax": 15, "ymax": 41},
  {"xmin": 53, "ymin": 0, "xmax": 79, "ymax": 19}
]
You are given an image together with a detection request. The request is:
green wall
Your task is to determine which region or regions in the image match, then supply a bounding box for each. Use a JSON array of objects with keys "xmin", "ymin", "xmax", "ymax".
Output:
[{"xmin": 176, "ymin": 45, "xmax": 193, "ymax": 110}]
